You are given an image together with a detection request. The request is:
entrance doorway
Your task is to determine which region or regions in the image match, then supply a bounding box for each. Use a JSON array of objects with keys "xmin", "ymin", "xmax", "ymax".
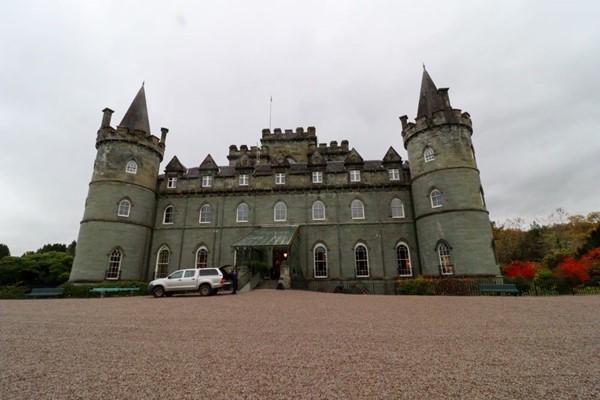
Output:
[{"xmin": 271, "ymin": 248, "xmax": 288, "ymax": 280}]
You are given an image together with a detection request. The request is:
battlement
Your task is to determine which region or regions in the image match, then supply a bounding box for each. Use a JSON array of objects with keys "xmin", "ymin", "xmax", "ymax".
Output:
[
  {"xmin": 96, "ymin": 125, "xmax": 166, "ymax": 161},
  {"xmin": 261, "ymin": 126, "xmax": 317, "ymax": 142},
  {"xmin": 400, "ymin": 108, "xmax": 472, "ymax": 147}
]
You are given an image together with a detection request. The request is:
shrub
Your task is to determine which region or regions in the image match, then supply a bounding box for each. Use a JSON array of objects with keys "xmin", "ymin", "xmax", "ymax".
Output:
[
  {"xmin": 503, "ymin": 260, "xmax": 537, "ymax": 279},
  {"xmin": 396, "ymin": 276, "xmax": 435, "ymax": 295},
  {"xmin": 62, "ymin": 281, "xmax": 149, "ymax": 298},
  {"xmin": 0, "ymin": 286, "xmax": 29, "ymax": 299}
]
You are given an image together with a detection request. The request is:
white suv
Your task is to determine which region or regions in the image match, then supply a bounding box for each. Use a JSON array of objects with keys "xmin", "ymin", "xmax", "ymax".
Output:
[{"xmin": 148, "ymin": 268, "xmax": 225, "ymax": 297}]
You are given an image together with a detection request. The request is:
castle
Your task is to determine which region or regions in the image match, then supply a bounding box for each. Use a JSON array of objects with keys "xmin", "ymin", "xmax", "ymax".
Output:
[{"xmin": 70, "ymin": 69, "xmax": 500, "ymax": 292}]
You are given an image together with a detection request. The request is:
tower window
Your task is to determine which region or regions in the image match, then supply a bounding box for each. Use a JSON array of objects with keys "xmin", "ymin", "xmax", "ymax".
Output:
[
  {"xmin": 351, "ymin": 199, "xmax": 365, "ymax": 219},
  {"xmin": 199, "ymin": 204, "xmax": 212, "ymax": 223},
  {"xmin": 167, "ymin": 177, "xmax": 177, "ymax": 189},
  {"xmin": 314, "ymin": 244, "xmax": 328, "ymax": 278},
  {"xmin": 117, "ymin": 199, "xmax": 131, "ymax": 217},
  {"xmin": 196, "ymin": 247, "xmax": 208, "ymax": 269},
  {"xmin": 236, "ymin": 203, "xmax": 249, "ymax": 222},
  {"xmin": 312, "ymin": 200, "xmax": 326, "ymax": 220},
  {"xmin": 239, "ymin": 174, "xmax": 249, "ymax": 186},
  {"xmin": 388, "ymin": 169, "xmax": 400, "ymax": 181},
  {"xmin": 126, "ymin": 160, "xmax": 137, "ymax": 174},
  {"xmin": 390, "ymin": 198, "xmax": 405, "ymax": 218},
  {"xmin": 163, "ymin": 205, "xmax": 175, "ymax": 224},
  {"xmin": 424, "ymin": 147, "xmax": 435, "ymax": 162},
  {"xmin": 202, "ymin": 175, "xmax": 213, "ymax": 188},
  {"xmin": 396, "ymin": 243, "xmax": 412, "ymax": 276},
  {"xmin": 355, "ymin": 244, "xmax": 370, "ymax": 277},
  {"xmin": 274, "ymin": 201, "xmax": 287, "ymax": 221},
  {"xmin": 275, "ymin": 173, "xmax": 286, "ymax": 185},
  {"xmin": 312, "ymin": 171, "xmax": 323, "ymax": 184},
  {"xmin": 106, "ymin": 249, "xmax": 122, "ymax": 280},
  {"xmin": 349, "ymin": 170, "xmax": 361, "ymax": 182},
  {"xmin": 430, "ymin": 189, "xmax": 442, "ymax": 208},
  {"xmin": 438, "ymin": 242, "xmax": 453, "ymax": 275}
]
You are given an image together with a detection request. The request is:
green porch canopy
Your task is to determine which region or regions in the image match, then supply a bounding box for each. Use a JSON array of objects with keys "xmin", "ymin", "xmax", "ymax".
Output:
[{"xmin": 232, "ymin": 226, "xmax": 298, "ymax": 248}]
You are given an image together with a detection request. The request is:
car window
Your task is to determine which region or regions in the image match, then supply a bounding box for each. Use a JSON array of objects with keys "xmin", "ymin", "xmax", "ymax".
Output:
[
  {"xmin": 184, "ymin": 270, "xmax": 196, "ymax": 278},
  {"xmin": 168, "ymin": 271, "xmax": 184, "ymax": 279},
  {"xmin": 199, "ymin": 269, "xmax": 218, "ymax": 276}
]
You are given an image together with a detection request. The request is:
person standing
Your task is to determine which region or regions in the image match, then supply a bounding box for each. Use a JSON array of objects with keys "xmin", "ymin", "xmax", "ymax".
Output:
[{"xmin": 230, "ymin": 267, "xmax": 238, "ymax": 295}]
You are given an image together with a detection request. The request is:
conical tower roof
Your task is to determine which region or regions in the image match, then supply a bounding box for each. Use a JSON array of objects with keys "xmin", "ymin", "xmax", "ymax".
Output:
[
  {"xmin": 119, "ymin": 84, "xmax": 151, "ymax": 134},
  {"xmin": 416, "ymin": 68, "xmax": 445, "ymax": 119}
]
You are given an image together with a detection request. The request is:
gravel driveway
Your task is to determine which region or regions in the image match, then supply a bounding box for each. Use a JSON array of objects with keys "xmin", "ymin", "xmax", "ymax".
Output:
[{"xmin": 1, "ymin": 290, "xmax": 598, "ymax": 399}]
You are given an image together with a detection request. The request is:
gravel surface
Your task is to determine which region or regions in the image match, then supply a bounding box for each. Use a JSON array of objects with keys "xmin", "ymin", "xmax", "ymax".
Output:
[{"xmin": 1, "ymin": 290, "xmax": 599, "ymax": 399}]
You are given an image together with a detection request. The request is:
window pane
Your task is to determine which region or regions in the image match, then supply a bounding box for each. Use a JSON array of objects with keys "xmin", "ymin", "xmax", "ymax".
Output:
[
  {"xmin": 355, "ymin": 245, "xmax": 369, "ymax": 277},
  {"xmin": 312, "ymin": 201, "xmax": 325, "ymax": 220},
  {"xmin": 107, "ymin": 249, "xmax": 122, "ymax": 280},
  {"xmin": 274, "ymin": 202, "xmax": 287, "ymax": 221},
  {"xmin": 391, "ymin": 198, "xmax": 404, "ymax": 218},
  {"xmin": 314, "ymin": 245, "xmax": 327, "ymax": 278},
  {"xmin": 351, "ymin": 200, "xmax": 364, "ymax": 219},
  {"xmin": 396, "ymin": 244, "xmax": 412, "ymax": 276},
  {"xmin": 196, "ymin": 248, "xmax": 208, "ymax": 269},
  {"xmin": 237, "ymin": 203, "xmax": 249, "ymax": 222},
  {"xmin": 430, "ymin": 190, "xmax": 442, "ymax": 208},
  {"xmin": 200, "ymin": 204, "xmax": 212, "ymax": 223},
  {"xmin": 156, "ymin": 248, "xmax": 170, "ymax": 279},
  {"xmin": 126, "ymin": 161, "xmax": 137, "ymax": 174},
  {"xmin": 424, "ymin": 147, "xmax": 435, "ymax": 162}
]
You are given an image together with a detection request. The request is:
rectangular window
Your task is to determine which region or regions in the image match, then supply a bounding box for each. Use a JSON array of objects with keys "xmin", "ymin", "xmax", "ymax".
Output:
[
  {"xmin": 202, "ymin": 175, "xmax": 212, "ymax": 187},
  {"xmin": 312, "ymin": 171, "xmax": 323, "ymax": 184},
  {"xmin": 275, "ymin": 173, "xmax": 286, "ymax": 185},
  {"xmin": 349, "ymin": 170, "xmax": 361, "ymax": 182},
  {"xmin": 239, "ymin": 174, "xmax": 249, "ymax": 186},
  {"xmin": 167, "ymin": 177, "xmax": 177, "ymax": 189},
  {"xmin": 388, "ymin": 169, "xmax": 400, "ymax": 181}
]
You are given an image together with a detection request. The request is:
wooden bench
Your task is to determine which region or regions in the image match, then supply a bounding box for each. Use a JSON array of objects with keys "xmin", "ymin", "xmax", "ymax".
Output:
[
  {"xmin": 26, "ymin": 288, "xmax": 65, "ymax": 298},
  {"xmin": 478, "ymin": 283, "xmax": 520, "ymax": 296},
  {"xmin": 90, "ymin": 287, "xmax": 140, "ymax": 297}
]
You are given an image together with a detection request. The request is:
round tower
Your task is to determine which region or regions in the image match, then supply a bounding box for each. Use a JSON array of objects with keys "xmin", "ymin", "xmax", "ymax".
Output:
[
  {"xmin": 400, "ymin": 69, "xmax": 499, "ymax": 277},
  {"xmin": 70, "ymin": 86, "xmax": 167, "ymax": 282}
]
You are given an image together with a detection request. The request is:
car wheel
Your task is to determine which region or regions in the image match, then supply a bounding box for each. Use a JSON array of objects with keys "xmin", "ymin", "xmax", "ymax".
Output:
[
  {"xmin": 199, "ymin": 284, "xmax": 211, "ymax": 297},
  {"xmin": 153, "ymin": 286, "xmax": 165, "ymax": 298}
]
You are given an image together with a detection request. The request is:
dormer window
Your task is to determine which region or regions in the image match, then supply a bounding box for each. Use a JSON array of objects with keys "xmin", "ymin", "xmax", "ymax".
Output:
[
  {"xmin": 275, "ymin": 173, "xmax": 286, "ymax": 185},
  {"xmin": 349, "ymin": 170, "xmax": 361, "ymax": 182},
  {"xmin": 167, "ymin": 177, "xmax": 177, "ymax": 189},
  {"xmin": 388, "ymin": 169, "xmax": 400, "ymax": 181},
  {"xmin": 126, "ymin": 160, "xmax": 137, "ymax": 174},
  {"xmin": 424, "ymin": 147, "xmax": 435, "ymax": 162},
  {"xmin": 239, "ymin": 174, "xmax": 249, "ymax": 186},
  {"xmin": 202, "ymin": 175, "xmax": 213, "ymax": 188},
  {"xmin": 312, "ymin": 171, "xmax": 323, "ymax": 184}
]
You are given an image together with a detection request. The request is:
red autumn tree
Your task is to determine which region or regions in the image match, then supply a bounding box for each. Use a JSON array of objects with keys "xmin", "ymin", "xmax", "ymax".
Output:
[
  {"xmin": 556, "ymin": 257, "xmax": 590, "ymax": 286},
  {"xmin": 503, "ymin": 260, "xmax": 537, "ymax": 279}
]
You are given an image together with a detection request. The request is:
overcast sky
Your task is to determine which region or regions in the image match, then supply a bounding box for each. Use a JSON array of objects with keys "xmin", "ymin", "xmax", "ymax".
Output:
[{"xmin": 1, "ymin": 0, "xmax": 599, "ymax": 256}]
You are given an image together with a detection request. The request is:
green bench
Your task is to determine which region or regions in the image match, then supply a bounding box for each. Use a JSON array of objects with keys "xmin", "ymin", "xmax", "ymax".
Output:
[
  {"xmin": 26, "ymin": 288, "xmax": 65, "ymax": 298},
  {"xmin": 90, "ymin": 287, "xmax": 140, "ymax": 297},
  {"xmin": 478, "ymin": 283, "xmax": 520, "ymax": 296}
]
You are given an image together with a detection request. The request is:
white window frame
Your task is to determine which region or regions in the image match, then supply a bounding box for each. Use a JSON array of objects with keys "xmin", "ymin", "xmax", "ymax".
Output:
[
  {"xmin": 106, "ymin": 249, "xmax": 122, "ymax": 280},
  {"xmin": 163, "ymin": 205, "xmax": 175, "ymax": 224},
  {"xmin": 126, "ymin": 160, "xmax": 137, "ymax": 174},
  {"xmin": 274, "ymin": 201, "xmax": 287, "ymax": 221},
  {"xmin": 312, "ymin": 200, "xmax": 326, "ymax": 220},
  {"xmin": 155, "ymin": 247, "xmax": 170, "ymax": 279},
  {"xmin": 396, "ymin": 243, "xmax": 412, "ymax": 277},
  {"xmin": 118, "ymin": 199, "xmax": 131, "ymax": 217},
  {"xmin": 438, "ymin": 242, "xmax": 453, "ymax": 275},
  {"xmin": 199, "ymin": 204, "xmax": 212, "ymax": 223},
  {"xmin": 430, "ymin": 189, "xmax": 442, "ymax": 208},
  {"xmin": 391, "ymin": 198, "xmax": 405, "ymax": 218},
  {"xmin": 349, "ymin": 170, "xmax": 361, "ymax": 182},
  {"xmin": 202, "ymin": 175, "xmax": 213, "ymax": 188},
  {"xmin": 275, "ymin": 172, "xmax": 286, "ymax": 185},
  {"xmin": 236, "ymin": 203, "xmax": 249, "ymax": 222},
  {"xmin": 312, "ymin": 171, "xmax": 323, "ymax": 184},
  {"xmin": 239, "ymin": 174, "xmax": 249, "ymax": 186},
  {"xmin": 196, "ymin": 247, "xmax": 209, "ymax": 269},
  {"xmin": 167, "ymin": 177, "xmax": 177, "ymax": 189},
  {"xmin": 354, "ymin": 244, "xmax": 370, "ymax": 278},
  {"xmin": 351, "ymin": 199, "xmax": 365, "ymax": 220},
  {"xmin": 388, "ymin": 168, "xmax": 400, "ymax": 181},
  {"xmin": 424, "ymin": 147, "xmax": 435, "ymax": 162},
  {"xmin": 314, "ymin": 244, "xmax": 328, "ymax": 278}
]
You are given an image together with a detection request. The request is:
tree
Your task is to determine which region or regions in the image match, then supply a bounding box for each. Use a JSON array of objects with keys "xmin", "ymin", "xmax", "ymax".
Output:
[
  {"xmin": 66, "ymin": 240, "xmax": 76, "ymax": 256},
  {"xmin": 0, "ymin": 251, "xmax": 73, "ymax": 286},
  {"xmin": 556, "ymin": 257, "xmax": 590, "ymax": 287},
  {"xmin": 0, "ymin": 243, "xmax": 9, "ymax": 259},
  {"xmin": 36, "ymin": 243, "xmax": 68, "ymax": 253},
  {"xmin": 502, "ymin": 260, "xmax": 537, "ymax": 279}
]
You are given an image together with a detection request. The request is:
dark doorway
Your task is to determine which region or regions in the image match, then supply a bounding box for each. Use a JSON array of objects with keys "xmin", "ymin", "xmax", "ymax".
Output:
[{"xmin": 271, "ymin": 248, "xmax": 287, "ymax": 280}]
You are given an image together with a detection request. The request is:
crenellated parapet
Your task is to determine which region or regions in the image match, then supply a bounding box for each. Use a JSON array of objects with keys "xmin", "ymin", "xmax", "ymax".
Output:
[
  {"xmin": 96, "ymin": 125, "xmax": 166, "ymax": 161},
  {"xmin": 400, "ymin": 108, "xmax": 472, "ymax": 147},
  {"xmin": 260, "ymin": 126, "xmax": 317, "ymax": 142}
]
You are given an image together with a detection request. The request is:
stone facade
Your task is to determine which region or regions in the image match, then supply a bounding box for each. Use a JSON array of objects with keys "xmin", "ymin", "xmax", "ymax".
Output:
[{"xmin": 70, "ymin": 71, "xmax": 501, "ymax": 291}]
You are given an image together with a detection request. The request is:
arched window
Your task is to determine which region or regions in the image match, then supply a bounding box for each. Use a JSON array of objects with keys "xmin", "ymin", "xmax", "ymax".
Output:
[
  {"xmin": 396, "ymin": 243, "xmax": 412, "ymax": 276},
  {"xmin": 163, "ymin": 205, "xmax": 175, "ymax": 224},
  {"xmin": 237, "ymin": 203, "xmax": 249, "ymax": 222},
  {"xmin": 196, "ymin": 247, "xmax": 208, "ymax": 269},
  {"xmin": 430, "ymin": 189, "xmax": 442, "ymax": 208},
  {"xmin": 312, "ymin": 200, "xmax": 326, "ymax": 220},
  {"xmin": 390, "ymin": 198, "xmax": 405, "ymax": 218},
  {"xmin": 274, "ymin": 201, "xmax": 287, "ymax": 221},
  {"xmin": 155, "ymin": 246, "xmax": 170, "ymax": 279},
  {"xmin": 106, "ymin": 249, "xmax": 122, "ymax": 280},
  {"xmin": 126, "ymin": 160, "xmax": 137, "ymax": 174},
  {"xmin": 424, "ymin": 147, "xmax": 435, "ymax": 162},
  {"xmin": 351, "ymin": 199, "xmax": 365, "ymax": 219},
  {"xmin": 117, "ymin": 199, "xmax": 131, "ymax": 217},
  {"xmin": 438, "ymin": 242, "xmax": 453, "ymax": 275},
  {"xmin": 314, "ymin": 244, "xmax": 328, "ymax": 278},
  {"xmin": 199, "ymin": 204, "xmax": 212, "ymax": 223},
  {"xmin": 355, "ymin": 244, "xmax": 369, "ymax": 277}
]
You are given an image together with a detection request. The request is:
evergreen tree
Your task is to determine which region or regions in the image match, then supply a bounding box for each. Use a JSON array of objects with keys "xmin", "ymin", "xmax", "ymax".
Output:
[{"xmin": 0, "ymin": 243, "xmax": 9, "ymax": 259}]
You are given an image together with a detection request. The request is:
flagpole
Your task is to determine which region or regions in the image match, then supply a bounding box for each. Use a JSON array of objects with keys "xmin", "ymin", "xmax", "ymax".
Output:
[{"xmin": 269, "ymin": 96, "xmax": 272, "ymax": 130}]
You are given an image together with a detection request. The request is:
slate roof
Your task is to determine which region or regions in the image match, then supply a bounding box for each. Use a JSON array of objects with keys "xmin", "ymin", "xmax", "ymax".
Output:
[{"xmin": 119, "ymin": 84, "xmax": 151, "ymax": 134}]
